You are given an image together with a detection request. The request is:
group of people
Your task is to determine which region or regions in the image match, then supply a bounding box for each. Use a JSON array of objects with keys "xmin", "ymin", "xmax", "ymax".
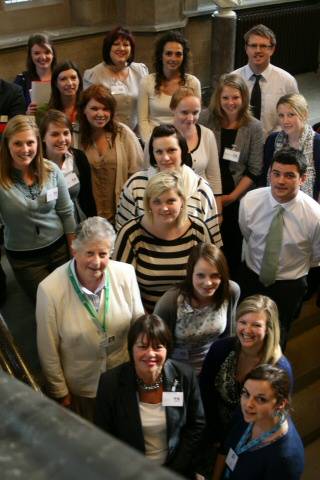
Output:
[{"xmin": 0, "ymin": 21, "xmax": 318, "ymax": 479}]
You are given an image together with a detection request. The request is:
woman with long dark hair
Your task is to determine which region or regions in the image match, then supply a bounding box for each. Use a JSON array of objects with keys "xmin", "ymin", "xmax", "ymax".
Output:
[
  {"xmin": 138, "ymin": 30, "xmax": 201, "ymax": 143},
  {"xmin": 15, "ymin": 33, "xmax": 56, "ymax": 112}
]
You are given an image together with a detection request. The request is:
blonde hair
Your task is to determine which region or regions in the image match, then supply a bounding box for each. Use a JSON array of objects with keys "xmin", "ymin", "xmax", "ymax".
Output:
[
  {"xmin": 209, "ymin": 73, "xmax": 253, "ymax": 128},
  {"xmin": 236, "ymin": 294, "xmax": 282, "ymax": 364},
  {"xmin": 143, "ymin": 171, "xmax": 188, "ymax": 227},
  {"xmin": 0, "ymin": 115, "xmax": 51, "ymax": 189},
  {"xmin": 169, "ymin": 86, "xmax": 199, "ymax": 111},
  {"xmin": 277, "ymin": 93, "xmax": 309, "ymax": 123}
]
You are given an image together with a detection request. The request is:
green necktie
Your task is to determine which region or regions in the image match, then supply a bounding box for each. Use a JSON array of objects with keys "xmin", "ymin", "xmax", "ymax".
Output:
[{"xmin": 259, "ymin": 205, "xmax": 284, "ymax": 287}]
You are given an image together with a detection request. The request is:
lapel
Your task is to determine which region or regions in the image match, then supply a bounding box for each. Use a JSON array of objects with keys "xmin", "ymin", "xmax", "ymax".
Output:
[
  {"xmin": 163, "ymin": 360, "xmax": 184, "ymax": 452},
  {"xmin": 118, "ymin": 363, "xmax": 145, "ymax": 452}
]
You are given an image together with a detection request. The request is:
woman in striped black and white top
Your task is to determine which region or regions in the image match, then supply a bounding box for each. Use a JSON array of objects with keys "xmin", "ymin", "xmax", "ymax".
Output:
[
  {"xmin": 113, "ymin": 171, "xmax": 217, "ymax": 312},
  {"xmin": 115, "ymin": 124, "xmax": 221, "ymax": 240}
]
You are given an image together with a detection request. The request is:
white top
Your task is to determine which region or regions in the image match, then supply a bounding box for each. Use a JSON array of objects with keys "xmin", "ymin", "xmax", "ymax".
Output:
[
  {"xmin": 233, "ymin": 63, "xmax": 298, "ymax": 137},
  {"xmin": 83, "ymin": 62, "xmax": 148, "ymax": 131},
  {"xmin": 143, "ymin": 124, "xmax": 222, "ymax": 195},
  {"xmin": 138, "ymin": 73, "xmax": 201, "ymax": 143},
  {"xmin": 239, "ymin": 187, "xmax": 320, "ymax": 280},
  {"xmin": 139, "ymin": 401, "xmax": 167, "ymax": 465}
]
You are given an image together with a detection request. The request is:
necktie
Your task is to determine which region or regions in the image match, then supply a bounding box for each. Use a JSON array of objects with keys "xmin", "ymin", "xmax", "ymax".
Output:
[
  {"xmin": 250, "ymin": 74, "xmax": 262, "ymax": 119},
  {"xmin": 259, "ymin": 205, "xmax": 284, "ymax": 287}
]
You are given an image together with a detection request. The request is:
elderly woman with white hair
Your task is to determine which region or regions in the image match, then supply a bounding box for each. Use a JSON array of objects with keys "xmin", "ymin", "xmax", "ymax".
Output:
[{"xmin": 36, "ymin": 216, "xmax": 144, "ymax": 420}]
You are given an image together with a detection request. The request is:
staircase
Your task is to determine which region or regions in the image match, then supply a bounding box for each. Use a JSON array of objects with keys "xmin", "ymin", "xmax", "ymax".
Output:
[{"xmin": 286, "ymin": 295, "xmax": 320, "ymax": 480}]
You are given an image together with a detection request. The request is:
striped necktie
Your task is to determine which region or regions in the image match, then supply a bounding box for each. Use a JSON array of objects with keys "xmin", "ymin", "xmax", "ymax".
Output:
[{"xmin": 259, "ymin": 205, "xmax": 284, "ymax": 287}]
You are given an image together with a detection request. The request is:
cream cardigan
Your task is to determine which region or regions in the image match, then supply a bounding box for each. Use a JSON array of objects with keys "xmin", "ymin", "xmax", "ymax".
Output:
[{"xmin": 36, "ymin": 260, "xmax": 144, "ymax": 398}]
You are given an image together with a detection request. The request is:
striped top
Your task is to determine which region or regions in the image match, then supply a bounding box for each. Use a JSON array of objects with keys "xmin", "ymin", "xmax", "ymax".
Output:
[
  {"xmin": 115, "ymin": 165, "xmax": 222, "ymax": 246},
  {"xmin": 113, "ymin": 215, "xmax": 212, "ymax": 311}
]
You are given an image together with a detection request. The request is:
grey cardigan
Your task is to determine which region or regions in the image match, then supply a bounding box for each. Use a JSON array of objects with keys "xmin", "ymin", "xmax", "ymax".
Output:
[
  {"xmin": 154, "ymin": 280, "xmax": 240, "ymax": 341},
  {"xmin": 207, "ymin": 117, "xmax": 264, "ymax": 187}
]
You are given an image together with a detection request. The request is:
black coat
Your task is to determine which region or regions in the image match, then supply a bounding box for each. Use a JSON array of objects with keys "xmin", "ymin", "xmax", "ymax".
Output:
[
  {"xmin": 0, "ymin": 79, "xmax": 26, "ymax": 117},
  {"xmin": 95, "ymin": 359, "xmax": 205, "ymax": 478}
]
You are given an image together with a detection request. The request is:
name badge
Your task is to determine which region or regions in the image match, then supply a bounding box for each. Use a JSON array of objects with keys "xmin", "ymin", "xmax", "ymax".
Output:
[
  {"xmin": 100, "ymin": 334, "xmax": 116, "ymax": 351},
  {"xmin": 0, "ymin": 115, "xmax": 8, "ymax": 122},
  {"xmin": 162, "ymin": 392, "xmax": 184, "ymax": 407},
  {"xmin": 223, "ymin": 148, "xmax": 240, "ymax": 162},
  {"xmin": 172, "ymin": 347, "xmax": 189, "ymax": 361},
  {"xmin": 226, "ymin": 448, "xmax": 238, "ymax": 471},
  {"xmin": 65, "ymin": 172, "xmax": 80, "ymax": 189},
  {"xmin": 111, "ymin": 84, "xmax": 127, "ymax": 95},
  {"xmin": 46, "ymin": 187, "xmax": 58, "ymax": 202}
]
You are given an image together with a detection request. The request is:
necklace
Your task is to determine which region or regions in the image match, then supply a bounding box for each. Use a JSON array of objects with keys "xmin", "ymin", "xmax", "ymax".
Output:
[{"xmin": 136, "ymin": 374, "xmax": 163, "ymax": 391}]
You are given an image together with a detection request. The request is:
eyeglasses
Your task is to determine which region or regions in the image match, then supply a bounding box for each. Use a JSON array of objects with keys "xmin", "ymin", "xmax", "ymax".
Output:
[{"xmin": 246, "ymin": 43, "xmax": 273, "ymax": 50}]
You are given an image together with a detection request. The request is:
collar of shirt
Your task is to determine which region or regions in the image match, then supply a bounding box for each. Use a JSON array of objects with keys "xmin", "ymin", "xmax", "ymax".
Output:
[
  {"xmin": 61, "ymin": 150, "xmax": 74, "ymax": 175},
  {"xmin": 70, "ymin": 258, "xmax": 105, "ymax": 299},
  {"xmin": 269, "ymin": 187, "xmax": 301, "ymax": 212},
  {"xmin": 245, "ymin": 63, "xmax": 272, "ymax": 82}
]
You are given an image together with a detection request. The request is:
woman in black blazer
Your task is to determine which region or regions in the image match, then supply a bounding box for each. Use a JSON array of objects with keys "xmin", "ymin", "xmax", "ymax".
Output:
[{"xmin": 95, "ymin": 314, "xmax": 205, "ymax": 478}]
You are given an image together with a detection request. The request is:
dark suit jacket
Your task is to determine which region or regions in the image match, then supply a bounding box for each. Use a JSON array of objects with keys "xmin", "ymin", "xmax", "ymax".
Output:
[
  {"xmin": 95, "ymin": 359, "xmax": 205, "ymax": 477},
  {"xmin": 0, "ymin": 79, "xmax": 26, "ymax": 117}
]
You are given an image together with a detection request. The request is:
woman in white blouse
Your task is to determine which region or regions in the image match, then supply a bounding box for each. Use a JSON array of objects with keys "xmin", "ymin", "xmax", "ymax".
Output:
[
  {"xmin": 138, "ymin": 30, "xmax": 201, "ymax": 143},
  {"xmin": 170, "ymin": 86, "xmax": 222, "ymax": 210},
  {"xmin": 83, "ymin": 26, "xmax": 148, "ymax": 132}
]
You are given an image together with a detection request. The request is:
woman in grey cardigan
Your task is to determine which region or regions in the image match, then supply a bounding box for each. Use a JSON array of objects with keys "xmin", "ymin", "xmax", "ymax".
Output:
[
  {"xmin": 154, "ymin": 243, "xmax": 240, "ymax": 375},
  {"xmin": 206, "ymin": 73, "xmax": 264, "ymax": 277}
]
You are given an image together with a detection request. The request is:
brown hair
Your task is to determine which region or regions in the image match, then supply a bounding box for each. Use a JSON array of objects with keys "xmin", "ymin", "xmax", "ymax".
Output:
[
  {"xmin": 79, "ymin": 84, "xmax": 118, "ymax": 148},
  {"xmin": 40, "ymin": 109, "xmax": 72, "ymax": 157},
  {"xmin": 169, "ymin": 86, "xmax": 199, "ymax": 110},
  {"xmin": 127, "ymin": 314, "xmax": 173, "ymax": 363},
  {"xmin": 0, "ymin": 115, "xmax": 51, "ymax": 189},
  {"xmin": 209, "ymin": 73, "xmax": 252, "ymax": 128},
  {"xmin": 179, "ymin": 243, "xmax": 230, "ymax": 309},
  {"xmin": 244, "ymin": 24, "xmax": 276, "ymax": 47}
]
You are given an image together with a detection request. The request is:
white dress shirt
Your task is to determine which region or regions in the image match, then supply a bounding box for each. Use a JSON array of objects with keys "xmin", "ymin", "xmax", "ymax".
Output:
[
  {"xmin": 233, "ymin": 63, "xmax": 298, "ymax": 137},
  {"xmin": 239, "ymin": 187, "xmax": 320, "ymax": 280}
]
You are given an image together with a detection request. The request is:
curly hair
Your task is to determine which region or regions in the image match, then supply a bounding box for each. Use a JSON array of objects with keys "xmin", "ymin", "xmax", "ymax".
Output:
[{"xmin": 153, "ymin": 31, "xmax": 190, "ymax": 94}]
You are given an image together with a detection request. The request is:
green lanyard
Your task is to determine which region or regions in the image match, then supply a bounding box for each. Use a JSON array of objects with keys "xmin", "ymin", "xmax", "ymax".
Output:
[{"xmin": 68, "ymin": 263, "xmax": 110, "ymax": 333}]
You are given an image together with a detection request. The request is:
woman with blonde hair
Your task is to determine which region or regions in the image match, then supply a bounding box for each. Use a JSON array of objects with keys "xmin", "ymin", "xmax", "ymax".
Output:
[
  {"xmin": 79, "ymin": 84, "xmax": 143, "ymax": 224},
  {"xmin": 113, "ymin": 170, "xmax": 212, "ymax": 311},
  {"xmin": 170, "ymin": 86, "xmax": 222, "ymax": 202},
  {"xmin": 199, "ymin": 294, "xmax": 293, "ymax": 444},
  {"xmin": 116, "ymin": 124, "xmax": 221, "ymax": 242},
  {"xmin": 0, "ymin": 115, "xmax": 75, "ymax": 301},
  {"xmin": 263, "ymin": 93, "xmax": 320, "ymax": 200},
  {"xmin": 206, "ymin": 73, "xmax": 264, "ymax": 276}
]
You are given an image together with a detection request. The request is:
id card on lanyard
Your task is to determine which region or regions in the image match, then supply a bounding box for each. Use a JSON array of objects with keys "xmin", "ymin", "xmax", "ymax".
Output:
[{"xmin": 68, "ymin": 263, "xmax": 111, "ymax": 350}]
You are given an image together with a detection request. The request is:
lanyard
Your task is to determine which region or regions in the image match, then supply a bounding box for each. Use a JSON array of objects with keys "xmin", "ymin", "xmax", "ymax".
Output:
[
  {"xmin": 68, "ymin": 263, "xmax": 110, "ymax": 333},
  {"xmin": 235, "ymin": 414, "xmax": 285, "ymax": 455},
  {"xmin": 224, "ymin": 414, "xmax": 286, "ymax": 479}
]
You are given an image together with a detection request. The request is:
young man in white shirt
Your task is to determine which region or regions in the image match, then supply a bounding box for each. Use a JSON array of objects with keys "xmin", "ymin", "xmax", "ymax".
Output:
[
  {"xmin": 238, "ymin": 147, "xmax": 320, "ymax": 348},
  {"xmin": 233, "ymin": 24, "xmax": 299, "ymax": 137}
]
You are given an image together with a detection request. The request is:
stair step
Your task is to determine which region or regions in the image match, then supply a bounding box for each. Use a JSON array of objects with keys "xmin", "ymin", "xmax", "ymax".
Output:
[
  {"xmin": 286, "ymin": 324, "xmax": 320, "ymax": 390},
  {"xmin": 302, "ymin": 437, "xmax": 320, "ymax": 480},
  {"xmin": 292, "ymin": 379, "xmax": 320, "ymax": 443}
]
